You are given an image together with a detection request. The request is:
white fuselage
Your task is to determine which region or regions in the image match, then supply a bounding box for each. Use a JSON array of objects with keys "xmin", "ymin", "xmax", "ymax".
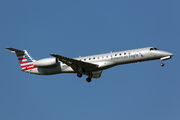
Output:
[{"xmin": 28, "ymin": 47, "xmax": 173, "ymax": 76}]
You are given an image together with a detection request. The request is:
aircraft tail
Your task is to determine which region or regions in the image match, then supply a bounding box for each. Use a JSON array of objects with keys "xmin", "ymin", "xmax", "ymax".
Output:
[{"xmin": 5, "ymin": 47, "xmax": 37, "ymax": 71}]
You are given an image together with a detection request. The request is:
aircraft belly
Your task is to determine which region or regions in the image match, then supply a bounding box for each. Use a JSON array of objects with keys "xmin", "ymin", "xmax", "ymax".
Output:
[
  {"xmin": 37, "ymin": 66, "xmax": 62, "ymax": 75},
  {"xmin": 61, "ymin": 66, "xmax": 74, "ymax": 73}
]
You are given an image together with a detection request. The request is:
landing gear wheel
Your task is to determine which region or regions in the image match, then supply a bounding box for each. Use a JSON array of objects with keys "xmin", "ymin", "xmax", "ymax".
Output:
[
  {"xmin": 86, "ymin": 77, "xmax": 91, "ymax": 82},
  {"xmin": 161, "ymin": 63, "xmax": 164, "ymax": 67},
  {"xmin": 77, "ymin": 73, "xmax": 82, "ymax": 78}
]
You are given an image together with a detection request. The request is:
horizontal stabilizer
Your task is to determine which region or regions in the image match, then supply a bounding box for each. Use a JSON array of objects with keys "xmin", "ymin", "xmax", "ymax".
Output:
[{"xmin": 5, "ymin": 47, "xmax": 24, "ymax": 52}]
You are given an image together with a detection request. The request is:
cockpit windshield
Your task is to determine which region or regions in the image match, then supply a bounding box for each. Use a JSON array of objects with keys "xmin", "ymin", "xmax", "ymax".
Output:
[
  {"xmin": 150, "ymin": 47, "xmax": 160, "ymax": 51},
  {"xmin": 154, "ymin": 48, "xmax": 159, "ymax": 50}
]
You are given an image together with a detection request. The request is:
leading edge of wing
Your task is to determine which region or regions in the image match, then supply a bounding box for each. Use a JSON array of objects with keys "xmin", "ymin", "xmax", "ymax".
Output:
[{"xmin": 50, "ymin": 54, "xmax": 99, "ymax": 70}]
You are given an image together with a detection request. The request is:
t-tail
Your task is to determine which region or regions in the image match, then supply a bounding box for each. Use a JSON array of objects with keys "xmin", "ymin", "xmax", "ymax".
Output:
[{"xmin": 5, "ymin": 47, "xmax": 37, "ymax": 72}]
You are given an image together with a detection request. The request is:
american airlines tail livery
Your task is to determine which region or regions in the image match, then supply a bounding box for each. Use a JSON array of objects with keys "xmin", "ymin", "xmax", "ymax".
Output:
[{"xmin": 6, "ymin": 47, "xmax": 173, "ymax": 82}]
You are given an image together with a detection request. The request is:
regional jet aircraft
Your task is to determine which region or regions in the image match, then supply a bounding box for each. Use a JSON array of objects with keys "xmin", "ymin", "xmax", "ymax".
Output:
[{"xmin": 6, "ymin": 47, "xmax": 173, "ymax": 82}]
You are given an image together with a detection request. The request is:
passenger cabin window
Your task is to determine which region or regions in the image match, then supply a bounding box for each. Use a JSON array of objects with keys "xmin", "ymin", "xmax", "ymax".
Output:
[
  {"xmin": 119, "ymin": 53, "xmax": 121, "ymax": 56},
  {"xmin": 89, "ymin": 58, "xmax": 91, "ymax": 60},
  {"xmin": 84, "ymin": 59, "xmax": 86, "ymax": 61},
  {"xmin": 93, "ymin": 57, "xmax": 95, "ymax": 59},
  {"xmin": 124, "ymin": 53, "xmax": 126, "ymax": 55},
  {"xmin": 115, "ymin": 54, "xmax": 117, "ymax": 56},
  {"xmin": 106, "ymin": 56, "xmax": 108, "ymax": 58}
]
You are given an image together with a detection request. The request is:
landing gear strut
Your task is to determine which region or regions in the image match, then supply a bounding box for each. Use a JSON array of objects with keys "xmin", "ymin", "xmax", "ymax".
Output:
[
  {"xmin": 161, "ymin": 60, "xmax": 164, "ymax": 67},
  {"xmin": 86, "ymin": 73, "xmax": 92, "ymax": 83},
  {"xmin": 77, "ymin": 67, "xmax": 85, "ymax": 78}
]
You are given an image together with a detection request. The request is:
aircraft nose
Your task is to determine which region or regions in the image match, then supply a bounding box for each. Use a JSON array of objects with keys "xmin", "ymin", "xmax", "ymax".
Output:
[
  {"xmin": 169, "ymin": 53, "xmax": 174, "ymax": 56},
  {"xmin": 162, "ymin": 51, "xmax": 174, "ymax": 56}
]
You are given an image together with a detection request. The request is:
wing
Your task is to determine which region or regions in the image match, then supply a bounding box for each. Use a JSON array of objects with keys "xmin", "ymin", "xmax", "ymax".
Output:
[{"xmin": 50, "ymin": 54, "xmax": 99, "ymax": 72}]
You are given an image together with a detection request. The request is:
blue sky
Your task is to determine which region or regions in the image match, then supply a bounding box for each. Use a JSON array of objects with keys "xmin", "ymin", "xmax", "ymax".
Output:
[{"xmin": 1, "ymin": 0, "xmax": 179, "ymax": 120}]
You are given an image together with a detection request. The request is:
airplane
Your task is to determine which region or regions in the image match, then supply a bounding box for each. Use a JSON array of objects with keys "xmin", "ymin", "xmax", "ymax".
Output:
[{"xmin": 5, "ymin": 47, "xmax": 173, "ymax": 82}]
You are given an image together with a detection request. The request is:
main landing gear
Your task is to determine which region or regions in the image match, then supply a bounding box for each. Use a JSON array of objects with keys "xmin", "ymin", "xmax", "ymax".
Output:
[
  {"xmin": 77, "ymin": 73, "xmax": 82, "ymax": 78},
  {"xmin": 86, "ymin": 73, "xmax": 92, "ymax": 83},
  {"xmin": 86, "ymin": 77, "xmax": 92, "ymax": 83},
  {"xmin": 77, "ymin": 67, "xmax": 84, "ymax": 78},
  {"xmin": 77, "ymin": 68, "xmax": 92, "ymax": 82},
  {"xmin": 77, "ymin": 72, "xmax": 92, "ymax": 82}
]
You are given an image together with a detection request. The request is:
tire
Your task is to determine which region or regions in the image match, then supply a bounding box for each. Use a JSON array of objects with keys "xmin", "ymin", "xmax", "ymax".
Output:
[
  {"xmin": 77, "ymin": 73, "xmax": 82, "ymax": 78},
  {"xmin": 86, "ymin": 77, "xmax": 91, "ymax": 82}
]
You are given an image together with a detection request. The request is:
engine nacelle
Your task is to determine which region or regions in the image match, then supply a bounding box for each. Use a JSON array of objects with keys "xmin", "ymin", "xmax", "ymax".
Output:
[{"xmin": 33, "ymin": 58, "xmax": 58, "ymax": 67}]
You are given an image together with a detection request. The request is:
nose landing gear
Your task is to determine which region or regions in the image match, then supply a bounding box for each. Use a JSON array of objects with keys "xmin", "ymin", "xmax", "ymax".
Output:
[
  {"xmin": 160, "ymin": 56, "xmax": 172, "ymax": 67},
  {"xmin": 161, "ymin": 59, "xmax": 164, "ymax": 67},
  {"xmin": 160, "ymin": 63, "xmax": 164, "ymax": 67}
]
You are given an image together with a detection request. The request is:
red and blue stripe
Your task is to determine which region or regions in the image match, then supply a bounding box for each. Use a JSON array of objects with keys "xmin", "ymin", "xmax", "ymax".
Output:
[
  {"xmin": 16, "ymin": 53, "xmax": 37, "ymax": 71},
  {"xmin": 139, "ymin": 52, "xmax": 144, "ymax": 57}
]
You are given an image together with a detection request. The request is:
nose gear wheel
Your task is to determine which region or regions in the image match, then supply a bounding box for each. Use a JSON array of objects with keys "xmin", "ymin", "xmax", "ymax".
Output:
[{"xmin": 160, "ymin": 60, "xmax": 164, "ymax": 67}]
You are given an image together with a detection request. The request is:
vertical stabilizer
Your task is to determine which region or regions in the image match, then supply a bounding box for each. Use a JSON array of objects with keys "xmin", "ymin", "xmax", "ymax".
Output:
[{"xmin": 5, "ymin": 47, "xmax": 37, "ymax": 71}]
